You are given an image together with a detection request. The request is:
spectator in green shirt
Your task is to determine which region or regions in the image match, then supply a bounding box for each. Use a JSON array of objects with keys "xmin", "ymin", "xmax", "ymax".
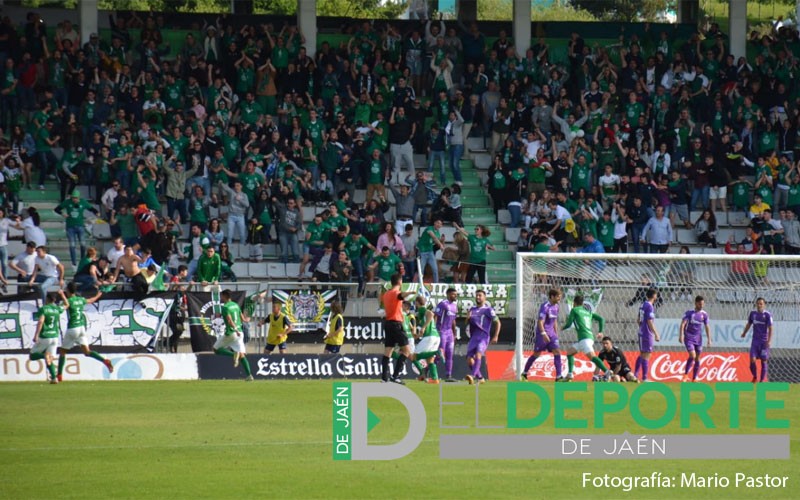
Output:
[
  {"xmin": 196, "ymin": 245, "xmax": 221, "ymax": 286},
  {"xmin": 55, "ymin": 190, "xmax": 99, "ymax": 268}
]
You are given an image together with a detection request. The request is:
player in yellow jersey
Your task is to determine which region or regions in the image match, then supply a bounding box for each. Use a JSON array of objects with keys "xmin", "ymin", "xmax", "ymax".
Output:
[
  {"xmin": 323, "ymin": 302, "xmax": 345, "ymax": 353},
  {"xmin": 260, "ymin": 300, "xmax": 293, "ymax": 354}
]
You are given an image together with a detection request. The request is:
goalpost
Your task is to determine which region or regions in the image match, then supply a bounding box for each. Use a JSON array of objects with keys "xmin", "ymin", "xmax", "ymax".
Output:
[{"xmin": 513, "ymin": 252, "xmax": 800, "ymax": 382}]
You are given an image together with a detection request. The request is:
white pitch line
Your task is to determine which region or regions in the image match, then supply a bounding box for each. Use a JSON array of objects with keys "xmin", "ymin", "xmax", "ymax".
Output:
[{"xmin": 1, "ymin": 438, "xmax": 439, "ymax": 453}]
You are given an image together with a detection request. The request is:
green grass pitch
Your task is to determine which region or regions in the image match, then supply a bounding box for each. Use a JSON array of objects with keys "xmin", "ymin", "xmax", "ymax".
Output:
[{"xmin": 1, "ymin": 380, "xmax": 798, "ymax": 499}]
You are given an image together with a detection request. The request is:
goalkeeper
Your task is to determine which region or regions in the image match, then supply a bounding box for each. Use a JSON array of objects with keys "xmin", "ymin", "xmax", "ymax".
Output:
[{"xmin": 561, "ymin": 295, "xmax": 611, "ymax": 380}]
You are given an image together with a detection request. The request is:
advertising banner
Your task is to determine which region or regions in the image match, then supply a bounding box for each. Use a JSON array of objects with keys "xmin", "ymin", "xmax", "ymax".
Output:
[
  {"xmin": 197, "ymin": 353, "xmax": 487, "ymax": 380},
  {"xmin": 0, "ymin": 353, "xmax": 198, "ymax": 381},
  {"xmin": 187, "ymin": 291, "xmax": 246, "ymax": 352},
  {"xmin": 488, "ymin": 351, "xmax": 754, "ymax": 382},
  {"xmin": 0, "ymin": 292, "xmax": 175, "ymax": 350},
  {"xmin": 279, "ymin": 317, "xmax": 517, "ymax": 343}
]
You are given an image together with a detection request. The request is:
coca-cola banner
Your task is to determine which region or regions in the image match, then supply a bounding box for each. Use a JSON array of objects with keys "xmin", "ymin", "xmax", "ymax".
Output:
[
  {"xmin": 487, "ymin": 351, "xmax": 753, "ymax": 382},
  {"xmin": 197, "ymin": 353, "xmax": 487, "ymax": 380}
]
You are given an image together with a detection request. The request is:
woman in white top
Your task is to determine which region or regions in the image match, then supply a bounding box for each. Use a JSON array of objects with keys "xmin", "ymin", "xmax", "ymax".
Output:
[{"xmin": 13, "ymin": 207, "xmax": 47, "ymax": 248}]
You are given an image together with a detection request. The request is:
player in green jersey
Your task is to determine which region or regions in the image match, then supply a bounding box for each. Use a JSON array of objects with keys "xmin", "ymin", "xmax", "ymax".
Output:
[
  {"xmin": 561, "ymin": 295, "xmax": 611, "ymax": 380},
  {"xmin": 413, "ymin": 295, "xmax": 442, "ymax": 384},
  {"xmin": 56, "ymin": 284, "xmax": 111, "ymax": 381},
  {"xmin": 392, "ymin": 301, "xmax": 425, "ymax": 377},
  {"xmin": 30, "ymin": 295, "xmax": 64, "ymax": 384},
  {"xmin": 215, "ymin": 289, "xmax": 253, "ymax": 380}
]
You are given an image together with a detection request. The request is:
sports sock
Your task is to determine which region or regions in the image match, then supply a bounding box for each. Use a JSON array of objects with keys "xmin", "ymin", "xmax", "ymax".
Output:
[
  {"xmin": 214, "ymin": 348, "xmax": 235, "ymax": 357},
  {"xmin": 567, "ymin": 354, "xmax": 574, "ymax": 374},
  {"xmin": 413, "ymin": 358, "xmax": 424, "ymax": 372},
  {"xmin": 393, "ymin": 354, "xmax": 406, "ymax": 379},
  {"xmin": 591, "ymin": 356, "xmax": 608, "ymax": 372},
  {"xmin": 641, "ymin": 359, "xmax": 649, "ymax": 381},
  {"xmin": 635, "ymin": 357, "xmax": 643, "ymax": 377},
  {"xmin": 444, "ymin": 341, "xmax": 454, "ymax": 377},
  {"xmin": 381, "ymin": 355, "xmax": 391, "ymax": 381},
  {"xmin": 428, "ymin": 362, "xmax": 439, "ymax": 380},
  {"xmin": 473, "ymin": 356, "xmax": 483, "ymax": 377},
  {"xmin": 523, "ymin": 354, "xmax": 538, "ymax": 374},
  {"xmin": 749, "ymin": 361, "xmax": 757, "ymax": 378},
  {"xmin": 390, "ymin": 351, "xmax": 399, "ymax": 360},
  {"xmin": 692, "ymin": 357, "xmax": 701, "ymax": 380},
  {"xmin": 760, "ymin": 360, "xmax": 768, "ymax": 382},
  {"xmin": 29, "ymin": 352, "xmax": 44, "ymax": 361},
  {"xmin": 553, "ymin": 355, "xmax": 562, "ymax": 378},
  {"xmin": 685, "ymin": 357, "xmax": 694, "ymax": 375},
  {"xmin": 48, "ymin": 362, "xmax": 57, "ymax": 380},
  {"xmin": 241, "ymin": 356, "xmax": 252, "ymax": 376},
  {"xmin": 57, "ymin": 354, "xmax": 66, "ymax": 376},
  {"xmin": 88, "ymin": 351, "xmax": 106, "ymax": 362}
]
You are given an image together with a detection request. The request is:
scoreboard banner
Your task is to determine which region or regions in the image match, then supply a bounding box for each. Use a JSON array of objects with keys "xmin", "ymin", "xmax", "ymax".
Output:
[
  {"xmin": 196, "ymin": 353, "xmax": 487, "ymax": 380},
  {"xmin": 0, "ymin": 292, "xmax": 175, "ymax": 350}
]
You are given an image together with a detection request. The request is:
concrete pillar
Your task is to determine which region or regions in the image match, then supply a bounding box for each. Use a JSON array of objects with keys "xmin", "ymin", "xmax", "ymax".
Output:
[
  {"xmin": 79, "ymin": 0, "xmax": 98, "ymax": 46},
  {"xmin": 728, "ymin": 0, "xmax": 747, "ymax": 60},
  {"xmin": 512, "ymin": 0, "xmax": 531, "ymax": 58},
  {"xmin": 297, "ymin": 0, "xmax": 317, "ymax": 58}
]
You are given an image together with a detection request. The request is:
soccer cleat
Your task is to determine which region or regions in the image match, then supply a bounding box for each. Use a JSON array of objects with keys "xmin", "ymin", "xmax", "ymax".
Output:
[
  {"xmin": 103, "ymin": 359, "xmax": 114, "ymax": 373},
  {"xmin": 465, "ymin": 374, "xmax": 474, "ymax": 385},
  {"xmin": 477, "ymin": 378, "xmax": 486, "ymax": 384},
  {"xmin": 50, "ymin": 378, "xmax": 58, "ymax": 385},
  {"xmin": 426, "ymin": 378, "xmax": 440, "ymax": 384},
  {"xmin": 520, "ymin": 373, "xmax": 528, "ymax": 381},
  {"xmin": 417, "ymin": 375, "xmax": 426, "ymax": 382},
  {"xmin": 245, "ymin": 375, "xmax": 254, "ymax": 381},
  {"xmin": 390, "ymin": 377, "xmax": 405, "ymax": 385},
  {"xmin": 57, "ymin": 374, "xmax": 63, "ymax": 382},
  {"xmin": 555, "ymin": 376, "xmax": 565, "ymax": 382},
  {"xmin": 565, "ymin": 372, "xmax": 574, "ymax": 380},
  {"xmin": 681, "ymin": 374, "xmax": 691, "ymax": 382},
  {"xmin": 751, "ymin": 377, "xmax": 758, "ymax": 383},
  {"xmin": 445, "ymin": 377, "xmax": 457, "ymax": 383},
  {"xmin": 604, "ymin": 371, "xmax": 613, "ymax": 382}
]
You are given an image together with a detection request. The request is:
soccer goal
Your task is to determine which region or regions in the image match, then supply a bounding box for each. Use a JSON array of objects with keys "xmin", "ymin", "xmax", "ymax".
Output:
[{"xmin": 511, "ymin": 252, "xmax": 800, "ymax": 382}]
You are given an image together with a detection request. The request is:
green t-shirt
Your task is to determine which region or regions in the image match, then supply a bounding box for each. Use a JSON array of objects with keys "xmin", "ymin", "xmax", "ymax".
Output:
[
  {"xmin": 467, "ymin": 234, "xmax": 489, "ymax": 263},
  {"xmin": 305, "ymin": 221, "xmax": 329, "ymax": 248},
  {"xmin": 240, "ymin": 100, "xmax": 264, "ymax": 125},
  {"xmin": 38, "ymin": 304, "xmax": 64, "ymax": 339},
  {"xmin": 190, "ymin": 197, "xmax": 209, "ymax": 224},
  {"xmin": 375, "ymin": 253, "xmax": 401, "ymax": 281},
  {"xmin": 306, "ymin": 120, "xmax": 325, "ymax": 146},
  {"xmin": 196, "ymin": 253, "xmax": 221, "ymax": 282},
  {"xmin": 223, "ymin": 301, "xmax": 243, "ymax": 335},
  {"xmin": 563, "ymin": 305, "xmax": 604, "ymax": 341},
  {"xmin": 417, "ymin": 227, "xmax": 440, "ymax": 253},
  {"xmin": 239, "ymin": 172, "xmax": 264, "ymax": 202},
  {"xmin": 35, "ymin": 127, "xmax": 52, "ymax": 152},
  {"xmin": 368, "ymin": 159, "xmax": 384, "ymax": 184},
  {"xmin": 788, "ymin": 183, "xmax": 800, "ymax": 207},
  {"xmin": 57, "ymin": 199, "xmax": 95, "ymax": 228},
  {"xmin": 223, "ymin": 135, "xmax": 241, "ymax": 164},
  {"xmin": 756, "ymin": 184, "xmax": 774, "ymax": 206},
  {"xmin": 571, "ymin": 164, "xmax": 591, "ymax": 192},
  {"xmin": 116, "ymin": 213, "xmax": 138, "ymax": 239},
  {"xmin": 66, "ymin": 295, "xmax": 88, "ymax": 329},
  {"xmin": 342, "ymin": 235, "xmax": 370, "ymax": 260},
  {"xmin": 597, "ymin": 220, "xmax": 614, "ymax": 248},
  {"xmin": 416, "ymin": 308, "xmax": 440, "ymax": 339}
]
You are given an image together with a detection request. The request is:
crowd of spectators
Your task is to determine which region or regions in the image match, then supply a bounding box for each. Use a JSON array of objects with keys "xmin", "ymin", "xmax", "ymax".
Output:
[{"xmin": 1, "ymin": 10, "xmax": 800, "ymax": 296}]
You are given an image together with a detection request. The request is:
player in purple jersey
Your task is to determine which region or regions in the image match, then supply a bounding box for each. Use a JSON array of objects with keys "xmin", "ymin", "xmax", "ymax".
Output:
[
  {"xmin": 434, "ymin": 288, "xmax": 459, "ymax": 382},
  {"xmin": 741, "ymin": 297, "xmax": 774, "ymax": 383},
  {"xmin": 635, "ymin": 289, "xmax": 661, "ymax": 382},
  {"xmin": 464, "ymin": 290, "xmax": 500, "ymax": 384},
  {"xmin": 522, "ymin": 289, "xmax": 564, "ymax": 381},
  {"xmin": 679, "ymin": 296, "xmax": 711, "ymax": 382}
]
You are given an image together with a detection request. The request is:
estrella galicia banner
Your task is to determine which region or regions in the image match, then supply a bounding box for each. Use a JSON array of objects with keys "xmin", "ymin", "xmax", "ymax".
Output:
[
  {"xmin": 187, "ymin": 291, "xmax": 246, "ymax": 352},
  {"xmin": 0, "ymin": 292, "xmax": 175, "ymax": 350},
  {"xmin": 272, "ymin": 289, "xmax": 337, "ymax": 332},
  {"xmin": 196, "ymin": 353, "xmax": 487, "ymax": 380}
]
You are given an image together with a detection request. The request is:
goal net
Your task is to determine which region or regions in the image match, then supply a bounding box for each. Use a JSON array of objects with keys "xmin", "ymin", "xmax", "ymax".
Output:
[{"xmin": 509, "ymin": 252, "xmax": 800, "ymax": 383}]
